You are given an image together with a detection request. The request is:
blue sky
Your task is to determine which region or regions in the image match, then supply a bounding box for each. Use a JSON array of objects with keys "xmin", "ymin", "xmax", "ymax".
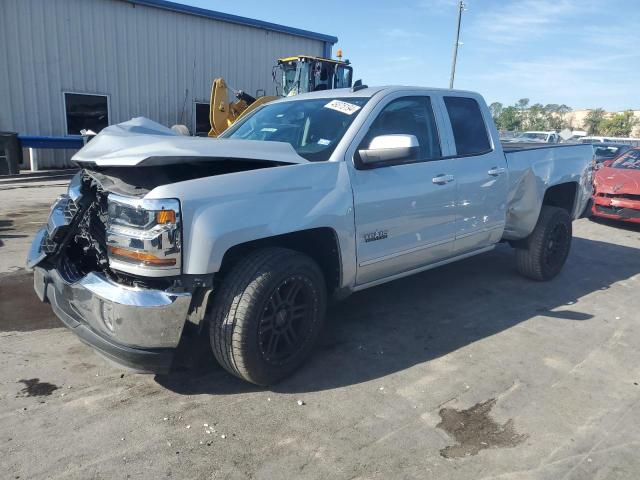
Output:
[{"xmin": 183, "ymin": 0, "xmax": 639, "ymax": 110}]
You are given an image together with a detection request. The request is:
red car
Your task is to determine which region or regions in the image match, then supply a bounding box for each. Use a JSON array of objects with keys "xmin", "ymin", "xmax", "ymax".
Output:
[{"xmin": 592, "ymin": 147, "xmax": 640, "ymax": 223}]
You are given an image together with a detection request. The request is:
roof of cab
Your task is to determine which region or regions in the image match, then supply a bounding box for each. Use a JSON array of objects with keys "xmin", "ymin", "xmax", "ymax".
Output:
[{"xmin": 274, "ymin": 85, "xmax": 482, "ymax": 101}]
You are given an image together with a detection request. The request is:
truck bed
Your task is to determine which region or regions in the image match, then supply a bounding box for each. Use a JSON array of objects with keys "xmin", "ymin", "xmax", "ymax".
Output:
[
  {"xmin": 501, "ymin": 141, "xmax": 591, "ymax": 152},
  {"xmin": 501, "ymin": 143, "xmax": 594, "ymax": 241}
]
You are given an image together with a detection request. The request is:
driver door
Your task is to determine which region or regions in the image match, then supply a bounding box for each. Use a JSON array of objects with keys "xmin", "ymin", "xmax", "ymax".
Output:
[{"xmin": 348, "ymin": 94, "xmax": 457, "ymax": 286}]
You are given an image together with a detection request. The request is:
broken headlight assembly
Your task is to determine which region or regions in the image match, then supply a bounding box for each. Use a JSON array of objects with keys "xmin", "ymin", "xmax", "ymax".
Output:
[{"xmin": 106, "ymin": 194, "xmax": 182, "ymax": 277}]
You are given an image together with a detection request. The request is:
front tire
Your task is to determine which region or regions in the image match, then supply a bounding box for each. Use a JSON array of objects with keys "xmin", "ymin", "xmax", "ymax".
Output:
[
  {"xmin": 515, "ymin": 206, "xmax": 572, "ymax": 281},
  {"xmin": 208, "ymin": 248, "xmax": 326, "ymax": 386}
]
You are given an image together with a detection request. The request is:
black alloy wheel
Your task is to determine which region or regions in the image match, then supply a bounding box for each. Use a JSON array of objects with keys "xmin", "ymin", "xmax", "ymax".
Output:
[
  {"xmin": 259, "ymin": 276, "xmax": 315, "ymax": 366},
  {"xmin": 544, "ymin": 222, "xmax": 570, "ymax": 269}
]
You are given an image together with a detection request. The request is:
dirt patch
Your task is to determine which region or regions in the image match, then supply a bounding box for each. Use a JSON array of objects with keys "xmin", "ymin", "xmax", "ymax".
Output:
[
  {"xmin": 437, "ymin": 398, "xmax": 527, "ymax": 458},
  {"xmin": 0, "ymin": 269, "xmax": 60, "ymax": 332},
  {"xmin": 17, "ymin": 378, "xmax": 59, "ymax": 397}
]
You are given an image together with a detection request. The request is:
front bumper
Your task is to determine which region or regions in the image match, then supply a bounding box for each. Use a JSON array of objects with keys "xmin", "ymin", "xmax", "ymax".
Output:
[
  {"xmin": 592, "ymin": 195, "xmax": 640, "ymax": 223},
  {"xmin": 33, "ymin": 265, "xmax": 192, "ymax": 373}
]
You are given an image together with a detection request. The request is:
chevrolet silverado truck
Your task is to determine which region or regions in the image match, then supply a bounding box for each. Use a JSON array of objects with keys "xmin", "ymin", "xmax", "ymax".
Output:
[{"xmin": 27, "ymin": 86, "xmax": 594, "ymax": 385}]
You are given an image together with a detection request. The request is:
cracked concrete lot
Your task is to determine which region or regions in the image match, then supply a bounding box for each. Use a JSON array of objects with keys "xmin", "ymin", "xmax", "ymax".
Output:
[{"xmin": 1, "ymin": 176, "xmax": 640, "ymax": 479}]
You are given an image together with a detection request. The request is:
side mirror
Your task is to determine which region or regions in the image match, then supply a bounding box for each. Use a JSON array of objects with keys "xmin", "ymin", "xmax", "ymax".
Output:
[{"xmin": 357, "ymin": 134, "xmax": 419, "ymax": 167}]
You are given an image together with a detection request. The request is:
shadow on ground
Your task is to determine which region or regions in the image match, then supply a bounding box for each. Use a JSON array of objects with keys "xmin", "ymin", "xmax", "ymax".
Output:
[
  {"xmin": 589, "ymin": 216, "xmax": 640, "ymax": 233},
  {"xmin": 0, "ymin": 269, "xmax": 61, "ymax": 332},
  {"xmin": 156, "ymin": 236, "xmax": 640, "ymax": 395},
  {"xmin": 0, "ymin": 219, "xmax": 28, "ymax": 245}
]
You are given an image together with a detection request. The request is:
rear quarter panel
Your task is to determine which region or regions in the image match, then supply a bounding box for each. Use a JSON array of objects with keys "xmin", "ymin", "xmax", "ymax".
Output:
[{"xmin": 502, "ymin": 144, "xmax": 594, "ymax": 240}]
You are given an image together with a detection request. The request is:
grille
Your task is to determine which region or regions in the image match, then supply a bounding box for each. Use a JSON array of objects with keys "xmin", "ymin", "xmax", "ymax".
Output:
[
  {"xmin": 596, "ymin": 205, "xmax": 620, "ymax": 215},
  {"xmin": 596, "ymin": 204, "xmax": 640, "ymax": 218},
  {"xmin": 597, "ymin": 193, "xmax": 640, "ymax": 201},
  {"xmin": 41, "ymin": 233, "xmax": 57, "ymax": 254},
  {"xmin": 63, "ymin": 197, "xmax": 79, "ymax": 221}
]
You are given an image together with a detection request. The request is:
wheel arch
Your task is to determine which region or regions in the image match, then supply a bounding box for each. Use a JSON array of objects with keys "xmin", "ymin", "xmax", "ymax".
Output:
[
  {"xmin": 217, "ymin": 227, "xmax": 343, "ymax": 298},
  {"xmin": 542, "ymin": 182, "xmax": 579, "ymax": 216}
]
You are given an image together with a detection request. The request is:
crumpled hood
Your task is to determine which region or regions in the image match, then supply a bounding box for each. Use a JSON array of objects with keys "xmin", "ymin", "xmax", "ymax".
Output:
[
  {"xmin": 71, "ymin": 117, "xmax": 308, "ymax": 167},
  {"xmin": 594, "ymin": 167, "xmax": 640, "ymax": 195}
]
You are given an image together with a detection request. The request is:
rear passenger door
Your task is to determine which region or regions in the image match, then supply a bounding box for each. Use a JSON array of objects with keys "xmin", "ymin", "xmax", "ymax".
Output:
[{"xmin": 441, "ymin": 95, "xmax": 508, "ymax": 254}]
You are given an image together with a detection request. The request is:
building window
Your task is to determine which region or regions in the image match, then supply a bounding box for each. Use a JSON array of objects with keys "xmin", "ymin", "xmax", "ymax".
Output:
[
  {"xmin": 64, "ymin": 92, "xmax": 109, "ymax": 135},
  {"xmin": 194, "ymin": 102, "xmax": 211, "ymax": 136}
]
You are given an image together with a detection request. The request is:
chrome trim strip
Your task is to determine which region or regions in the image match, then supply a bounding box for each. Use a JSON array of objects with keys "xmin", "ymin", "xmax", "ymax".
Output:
[
  {"xmin": 359, "ymin": 237, "xmax": 453, "ymax": 267},
  {"xmin": 79, "ymin": 272, "xmax": 190, "ymax": 307},
  {"xmin": 353, "ymin": 245, "xmax": 494, "ymax": 292},
  {"xmin": 68, "ymin": 172, "xmax": 83, "ymax": 202},
  {"xmin": 107, "ymin": 193, "xmax": 181, "ymax": 212},
  {"xmin": 46, "ymin": 195, "xmax": 72, "ymax": 237},
  {"xmin": 26, "ymin": 227, "xmax": 48, "ymax": 269}
]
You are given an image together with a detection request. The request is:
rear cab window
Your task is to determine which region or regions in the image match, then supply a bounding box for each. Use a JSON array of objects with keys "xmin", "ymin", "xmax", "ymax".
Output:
[{"xmin": 444, "ymin": 96, "xmax": 492, "ymax": 156}]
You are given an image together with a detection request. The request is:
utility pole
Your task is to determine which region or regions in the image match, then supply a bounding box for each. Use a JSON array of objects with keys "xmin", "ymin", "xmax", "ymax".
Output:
[{"xmin": 449, "ymin": 1, "xmax": 465, "ymax": 89}]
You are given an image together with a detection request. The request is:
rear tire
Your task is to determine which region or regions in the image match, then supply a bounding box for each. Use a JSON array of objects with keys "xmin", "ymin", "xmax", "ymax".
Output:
[
  {"xmin": 208, "ymin": 247, "xmax": 326, "ymax": 386},
  {"xmin": 515, "ymin": 206, "xmax": 572, "ymax": 281}
]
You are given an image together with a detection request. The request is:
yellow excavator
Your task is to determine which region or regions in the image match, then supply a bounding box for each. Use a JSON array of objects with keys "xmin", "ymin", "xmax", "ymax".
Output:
[{"xmin": 208, "ymin": 53, "xmax": 354, "ymax": 136}]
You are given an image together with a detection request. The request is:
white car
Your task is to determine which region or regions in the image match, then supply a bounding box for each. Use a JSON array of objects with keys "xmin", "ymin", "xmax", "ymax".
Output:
[{"xmin": 507, "ymin": 131, "xmax": 560, "ymax": 143}]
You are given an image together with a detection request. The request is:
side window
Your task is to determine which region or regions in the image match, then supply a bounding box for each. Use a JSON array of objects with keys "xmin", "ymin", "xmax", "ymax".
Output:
[
  {"xmin": 444, "ymin": 96, "xmax": 492, "ymax": 156},
  {"xmin": 362, "ymin": 96, "xmax": 441, "ymax": 161}
]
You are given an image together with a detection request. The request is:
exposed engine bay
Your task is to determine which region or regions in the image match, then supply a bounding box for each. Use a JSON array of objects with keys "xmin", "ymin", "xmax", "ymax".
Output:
[{"xmin": 44, "ymin": 158, "xmax": 284, "ymax": 289}]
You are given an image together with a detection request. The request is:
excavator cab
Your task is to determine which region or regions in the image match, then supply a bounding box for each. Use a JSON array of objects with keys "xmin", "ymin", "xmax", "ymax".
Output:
[
  {"xmin": 208, "ymin": 54, "xmax": 354, "ymax": 137},
  {"xmin": 277, "ymin": 55, "xmax": 353, "ymax": 96}
]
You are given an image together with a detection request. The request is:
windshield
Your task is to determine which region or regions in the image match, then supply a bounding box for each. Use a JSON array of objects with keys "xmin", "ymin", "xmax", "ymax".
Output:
[
  {"xmin": 594, "ymin": 145, "xmax": 625, "ymax": 159},
  {"xmin": 221, "ymin": 97, "xmax": 368, "ymax": 162},
  {"xmin": 611, "ymin": 149, "xmax": 640, "ymax": 169},
  {"xmin": 281, "ymin": 65, "xmax": 298, "ymax": 96},
  {"xmin": 281, "ymin": 62, "xmax": 311, "ymax": 96}
]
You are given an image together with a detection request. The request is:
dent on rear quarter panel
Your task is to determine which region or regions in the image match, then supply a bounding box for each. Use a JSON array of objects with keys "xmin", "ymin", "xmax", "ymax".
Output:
[
  {"xmin": 503, "ymin": 168, "xmax": 544, "ymax": 240},
  {"xmin": 146, "ymin": 161, "xmax": 357, "ymax": 287},
  {"xmin": 502, "ymin": 145, "xmax": 592, "ymax": 240}
]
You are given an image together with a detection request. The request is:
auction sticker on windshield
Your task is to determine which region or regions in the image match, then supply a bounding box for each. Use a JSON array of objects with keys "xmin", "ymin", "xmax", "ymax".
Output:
[{"xmin": 324, "ymin": 100, "xmax": 361, "ymax": 115}]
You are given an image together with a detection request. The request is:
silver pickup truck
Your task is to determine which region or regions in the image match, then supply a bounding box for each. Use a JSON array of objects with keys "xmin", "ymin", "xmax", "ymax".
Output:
[{"xmin": 27, "ymin": 86, "xmax": 594, "ymax": 385}]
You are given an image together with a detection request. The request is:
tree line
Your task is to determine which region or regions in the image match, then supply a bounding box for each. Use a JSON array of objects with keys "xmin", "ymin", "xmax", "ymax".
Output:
[{"xmin": 489, "ymin": 99, "xmax": 638, "ymax": 136}]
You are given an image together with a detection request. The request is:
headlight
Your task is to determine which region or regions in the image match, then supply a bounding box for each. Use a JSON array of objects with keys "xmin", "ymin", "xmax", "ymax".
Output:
[{"xmin": 106, "ymin": 194, "xmax": 181, "ymax": 277}]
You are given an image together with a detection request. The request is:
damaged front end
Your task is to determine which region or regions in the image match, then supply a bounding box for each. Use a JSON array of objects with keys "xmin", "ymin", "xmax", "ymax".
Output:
[
  {"xmin": 27, "ymin": 170, "xmax": 207, "ymax": 373},
  {"xmin": 592, "ymin": 193, "xmax": 640, "ymax": 223}
]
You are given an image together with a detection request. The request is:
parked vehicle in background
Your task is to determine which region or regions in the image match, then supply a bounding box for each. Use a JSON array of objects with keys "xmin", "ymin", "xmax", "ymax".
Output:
[
  {"xmin": 592, "ymin": 147, "xmax": 640, "ymax": 223},
  {"xmin": 580, "ymin": 136, "xmax": 640, "ymax": 146},
  {"xmin": 27, "ymin": 86, "xmax": 594, "ymax": 385},
  {"xmin": 562, "ymin": 130, "xmax": 588, "ymax": 143},
  {"xmin": 593, "ymin": 143, "xmax": 633, "ymax": 165},
  {"xmin": 505, "ymin": 131, "xmax": 560, "ymax": 143}
]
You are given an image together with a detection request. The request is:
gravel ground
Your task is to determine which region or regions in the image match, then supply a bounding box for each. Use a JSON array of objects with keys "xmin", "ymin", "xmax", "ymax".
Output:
[{"xmin": 1, "ymin": 177, "xmax": 639, "ymax": 479}]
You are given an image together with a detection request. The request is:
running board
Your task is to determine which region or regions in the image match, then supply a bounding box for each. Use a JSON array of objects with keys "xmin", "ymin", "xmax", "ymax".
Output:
[{"xmin": 352, "ymin": 245, "xmax": 495, "ymax": 292}]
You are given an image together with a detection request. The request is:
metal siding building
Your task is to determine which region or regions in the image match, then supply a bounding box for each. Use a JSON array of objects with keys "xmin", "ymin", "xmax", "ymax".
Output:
[{"xmin": 0, "ymin": 0, "xmax": 337, "ymax": 168}]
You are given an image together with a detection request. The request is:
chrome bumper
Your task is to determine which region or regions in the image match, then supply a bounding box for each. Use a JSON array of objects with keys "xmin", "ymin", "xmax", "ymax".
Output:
[{"xmin": 33, "ymin": 265, "xmax": 192, "ymax": 373}]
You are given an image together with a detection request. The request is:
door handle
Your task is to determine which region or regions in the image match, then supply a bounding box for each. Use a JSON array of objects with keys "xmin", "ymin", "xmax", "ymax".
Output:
[
  {"xmin": 432, "ymin": 174, "xmax": 454, "ymax": 185},
  {"xmin": 488, "ymin": 167, "xmax": 506, "ymax": 176}
]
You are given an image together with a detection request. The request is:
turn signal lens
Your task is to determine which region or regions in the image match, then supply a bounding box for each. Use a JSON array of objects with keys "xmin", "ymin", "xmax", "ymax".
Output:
[
  {"xmin": 156, "ymin": 210, "xmax": 176, "ymax": 224},
  {"xmin": 108, "ymin": 246, "xmax": 176, "ymax": 266}
]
